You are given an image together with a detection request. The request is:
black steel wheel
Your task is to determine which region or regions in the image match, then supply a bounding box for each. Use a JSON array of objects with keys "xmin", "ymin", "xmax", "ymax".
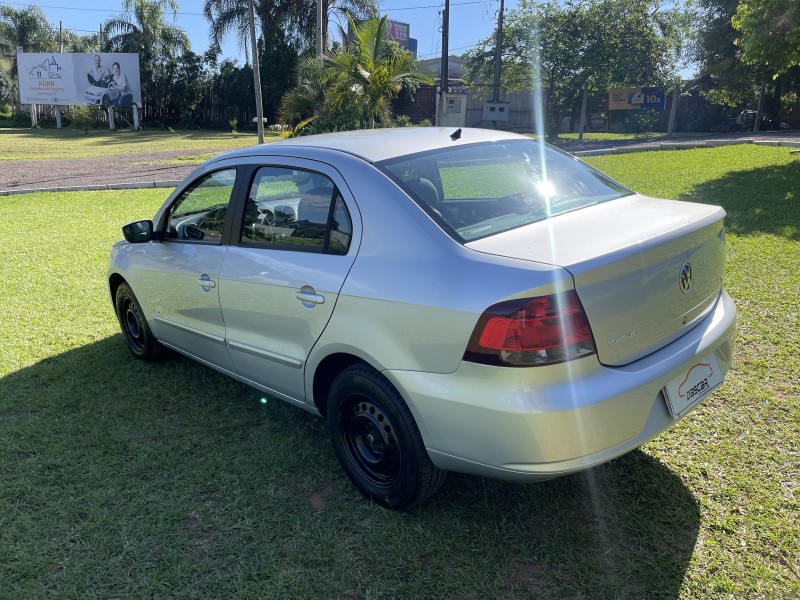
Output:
[
  {"xmin": 115, "ymin": 282, "xmax": 163, "ymax": 362},
  {"xmin": 328, "ymin": 364, "xmax": 446, "ymax": 509}
]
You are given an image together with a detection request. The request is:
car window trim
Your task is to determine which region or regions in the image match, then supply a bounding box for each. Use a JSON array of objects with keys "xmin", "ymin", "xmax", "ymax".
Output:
[
  {"xmin": 231, "ymin": 163, "xmax": 352, "ymax": 256},
  {"xmin": 158, "ymin": 166, "xmax": 245, "ymax": 246}
]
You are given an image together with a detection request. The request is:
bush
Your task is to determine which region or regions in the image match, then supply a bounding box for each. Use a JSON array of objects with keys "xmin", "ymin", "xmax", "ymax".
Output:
[
  {"xmin": 71, "ymin": 106, "xmax": 97, "ymax": 133},
  {"xmin": 395, "ymin": 114, "xmax": 412, "ymax": 127}
]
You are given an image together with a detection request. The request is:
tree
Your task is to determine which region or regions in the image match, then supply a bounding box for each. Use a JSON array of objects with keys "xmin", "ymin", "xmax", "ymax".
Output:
[
  {"xmin": 692, "ymin": 0, "xmax": 764, "ymax": 108},
  {"xmin": 732, "ymin": 0, "xmax": 800, "ymax": 77},
  {"xmin": 0, "ymin": 5, "xmax": 57, "ymax": 75},
  {"xmin": 692, "ymin": 0, "xmax": 798, "ymax": 126},
  {"xmin": 203, "ymin": 0, "xmax": 377, "ymax": 56},
  {"xmin": 463, "ymin": 0, "xmax": 690, "ymax": 137},
  {"xmin": 104, "ymin": 0, "xmax": 190, "ymax": 104},
  {"xmin": 280, "ymin": 16, "xmax": 431, "ymax": 131},
  {"xmin": 322, "ymin": 16, "xmax": 432, "ymax": 128}
]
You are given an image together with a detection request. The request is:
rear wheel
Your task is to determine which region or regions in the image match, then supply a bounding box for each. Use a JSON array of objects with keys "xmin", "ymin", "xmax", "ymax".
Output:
[
  {"xmin": 327, "ymin": 364, "xmax": 446, "ymax": 509},
  {"xmin": 115, "ymin": 282, "xmax": 163, "ymax": 362}
]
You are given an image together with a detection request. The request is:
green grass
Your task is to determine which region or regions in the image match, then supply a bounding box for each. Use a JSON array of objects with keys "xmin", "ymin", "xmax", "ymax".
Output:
[
  {"xmin": 1, "ymin": 145, "xmax": 798, "ymax": 598},
  {"xmin": 0, "ymin": 128, "xmax": 273, "ymax": 161},
  {"xmin": 555, "ymin": 132, "xmax": 711, "ymax": 142}
]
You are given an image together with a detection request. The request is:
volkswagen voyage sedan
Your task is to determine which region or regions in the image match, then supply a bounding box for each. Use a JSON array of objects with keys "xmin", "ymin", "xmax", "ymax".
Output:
[{"xmin": 108, "ymin": 128, "xmax": 736, "ymax": 509}]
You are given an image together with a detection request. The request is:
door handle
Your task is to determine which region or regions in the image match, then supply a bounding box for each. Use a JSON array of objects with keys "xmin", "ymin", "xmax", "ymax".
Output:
[
  {"xmin": 198, "ymin": 277, "xmax": 216, "ymax": 289},
  {"xmin": 296, "ymin": 290, "xmax": 324, "ymax": 305}
]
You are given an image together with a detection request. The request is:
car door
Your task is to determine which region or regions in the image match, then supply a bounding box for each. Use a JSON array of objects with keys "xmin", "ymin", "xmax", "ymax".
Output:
[
  {"xmin": 218, "ymin": 160, "xmax": 360, "ymax": 402},
  {"xmin": 136, "ymin": 167, "xmax": 239, "ymax": 372}
]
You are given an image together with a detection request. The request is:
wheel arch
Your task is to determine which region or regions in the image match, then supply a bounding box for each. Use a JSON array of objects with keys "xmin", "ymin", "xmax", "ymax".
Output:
[
  {"xmin": 108, "ymin": 273, "xmax": 126, "ymax": 312},
  {"xmin": 311, "ymin": 352, "xmax": 369, "ymax": 417}
]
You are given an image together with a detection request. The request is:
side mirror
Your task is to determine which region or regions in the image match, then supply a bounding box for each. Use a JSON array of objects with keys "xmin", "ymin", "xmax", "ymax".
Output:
[
  {"xmin": 122, "ymin": 220, "xmax": 154, "ymax": 243},
  {"xmin": 185, "ymin": 224, "xmax": 205, "ymax": 240}
]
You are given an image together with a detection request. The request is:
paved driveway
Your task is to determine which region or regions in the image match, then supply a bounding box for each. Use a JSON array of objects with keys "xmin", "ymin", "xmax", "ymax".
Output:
[
  {"xmin": 0, "ymin": 149, "xmax": 215, "ymax": 193},
  {"xmin": 1, "ymin": 132, "xmax": 798, "ymax": 195}
]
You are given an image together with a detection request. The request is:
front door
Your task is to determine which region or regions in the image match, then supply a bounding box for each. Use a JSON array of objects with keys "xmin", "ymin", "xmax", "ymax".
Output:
[{"xmin": 139, "ymin": 168, "xmax": 238, "ymax": 372}]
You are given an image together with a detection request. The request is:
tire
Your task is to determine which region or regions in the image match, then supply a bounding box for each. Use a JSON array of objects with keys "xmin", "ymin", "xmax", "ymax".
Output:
[
  {"xmin": 327, "ymin": 364, "xmax": 446, "ymax": 509},
  {"xmin": 115, "ymin": 282, "xmax": 164, "ymax": 362}
]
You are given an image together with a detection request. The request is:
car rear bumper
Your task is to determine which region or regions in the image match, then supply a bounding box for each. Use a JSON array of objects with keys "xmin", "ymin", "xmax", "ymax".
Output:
[{"xmin": 384, "ymin": 290, "xmax": 736, "ymax": 481}]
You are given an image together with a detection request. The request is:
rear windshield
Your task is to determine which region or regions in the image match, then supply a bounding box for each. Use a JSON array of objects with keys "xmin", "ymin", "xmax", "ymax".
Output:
[{"xmin": 377, "ymin": 139, "xmax": 631, "ymax": 242}]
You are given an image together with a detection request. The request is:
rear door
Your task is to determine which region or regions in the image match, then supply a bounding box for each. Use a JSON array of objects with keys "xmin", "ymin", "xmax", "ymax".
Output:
[{"xmin": 218, "ymin": 159, "xmax": 360, "ymax": 401}]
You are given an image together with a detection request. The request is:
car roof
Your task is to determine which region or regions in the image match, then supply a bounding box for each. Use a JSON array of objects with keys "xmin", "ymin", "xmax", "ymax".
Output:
[{"xmin": 216, "ymin": 127, "xmax": 529, "ymax": 164}]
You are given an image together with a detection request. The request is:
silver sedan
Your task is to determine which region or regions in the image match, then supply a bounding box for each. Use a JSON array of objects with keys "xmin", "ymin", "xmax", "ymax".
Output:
[{"xmin": 108, "ymin": 128, "xmax": 736, "ymax": 509}]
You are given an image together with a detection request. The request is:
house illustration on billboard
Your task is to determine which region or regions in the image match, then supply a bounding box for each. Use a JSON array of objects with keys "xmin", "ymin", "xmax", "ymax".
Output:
[{"xmin": 29, "ymin": 56, "xmax": 62, "ymax": 79}]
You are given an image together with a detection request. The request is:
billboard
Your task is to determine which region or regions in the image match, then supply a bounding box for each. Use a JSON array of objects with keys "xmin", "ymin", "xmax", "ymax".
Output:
[
  {"xmin": 609, "ymin": 87, "xmax": 665, "ymax": 110},
  {"xmin": 17, "ymin": 52, "xmax": 142, "ymax": 108},
  {"xmin": 387, "ymin": 19, "xmax": 410, "ymax": 45}
]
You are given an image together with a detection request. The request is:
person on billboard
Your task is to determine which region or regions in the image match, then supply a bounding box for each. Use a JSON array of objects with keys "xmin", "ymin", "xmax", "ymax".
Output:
[
  {"xmin": 109, "ymin": 62, "xmax": 135, "ymax": 108},
  {"xmin": 87, "ymin": 55, "xmax": 110, "ymax": 87}
]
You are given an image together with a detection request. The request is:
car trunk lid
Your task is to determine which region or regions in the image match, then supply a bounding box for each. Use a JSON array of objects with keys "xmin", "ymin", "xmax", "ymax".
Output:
[{"xmin": 466, "ymin": 195, "xmax": 727, "ymax": 366}]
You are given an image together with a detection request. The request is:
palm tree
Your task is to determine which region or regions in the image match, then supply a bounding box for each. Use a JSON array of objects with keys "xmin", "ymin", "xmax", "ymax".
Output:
[
  {"xmin": 104, "ymin": 0, "xmax": 190, "ymax": 103},
  {"xmin": 0, "ymin": 5, "xmax": 57, "ymax": 75},
  {"xmin": 203, "ymin": 0, "xmax": 377, "ymax": 56},
  {"xmin": 323, "ymin": 15, "xmax": 432, "ymax": 128}
]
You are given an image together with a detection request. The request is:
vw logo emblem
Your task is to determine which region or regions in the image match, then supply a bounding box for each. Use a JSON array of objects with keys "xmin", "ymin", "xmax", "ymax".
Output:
[{"xmin": 679, "ymin": 262, "xmax": 693, "ymax": 294}]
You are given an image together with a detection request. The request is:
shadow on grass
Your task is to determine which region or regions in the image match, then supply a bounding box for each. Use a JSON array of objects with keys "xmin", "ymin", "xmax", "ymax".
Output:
[
  {"xmin": 684, "ymin": 160, "xmax": 800, "ymax": 240},
  {"xmin": 1, "ymin": 337, "xmax": 699, "ymax": 598}
]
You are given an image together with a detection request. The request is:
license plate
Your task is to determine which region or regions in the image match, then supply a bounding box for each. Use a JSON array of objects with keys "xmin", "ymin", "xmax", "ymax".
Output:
[{"xmin": 663, "ymin": 354, "xmax": 723, "ymax": 417}]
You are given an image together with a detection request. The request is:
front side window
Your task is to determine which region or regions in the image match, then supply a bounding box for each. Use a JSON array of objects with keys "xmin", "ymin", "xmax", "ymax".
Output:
[
  {"xmin": 165, "ymin": 169, "xmax": 236, "ymax": 242},
  {"xmin": 240, "ymin": 167, "xmax": 352, "ymax": 254},
  {"xmin": 378, "ymin": 140, "xmax": 631, "ymax": 242}
]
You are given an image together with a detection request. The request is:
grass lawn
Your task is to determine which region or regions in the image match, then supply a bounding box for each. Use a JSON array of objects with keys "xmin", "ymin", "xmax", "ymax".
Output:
[
  {"xmin": 0, "ymin": 128, "xmax": 271, "ymax": 161},
  {"xmin": 1, "ymin": 145, "xmax": 798, "ymax": 598},
  {"xmin": 555, "ymin": 131, "xmax": 709, "ymax": 143}
]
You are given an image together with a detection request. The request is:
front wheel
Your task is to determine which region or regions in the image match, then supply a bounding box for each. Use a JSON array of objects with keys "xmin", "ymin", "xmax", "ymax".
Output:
[
  {"xmin": 115, "ymin": 282, "xmax": 164, "ymax": 362},
  {"xmin": 327, "ymin": 364, "xmax": 446, "ymax": 509}
]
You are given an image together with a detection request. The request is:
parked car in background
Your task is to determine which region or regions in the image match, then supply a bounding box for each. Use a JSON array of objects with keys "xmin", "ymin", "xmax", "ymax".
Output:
[{"xmin": 108, "ymin": 128, "xmax": 736, "ymax": 509}]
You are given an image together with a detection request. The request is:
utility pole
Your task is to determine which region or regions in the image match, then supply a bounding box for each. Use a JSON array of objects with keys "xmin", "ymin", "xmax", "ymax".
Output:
[
  {"xmin": 248, "ymin": 0, "xmax": 264, "ymax": 143},
  {"xmin": 316, "ymin": 0, "xmax": 323, "ymax": 58},
  {"xmin": 59, "ymin": 21, "xmax": 63, "ymax": 52},
  {"xmin": 492, "ymin": 0, "xmax": 504, "ymax": 103},
  {"xmin": 437, "ymin": 0, "xmax": 450, "ymax": 126},
  {"xmin": 99, "ymin": 24, "xmax": 103, "ymax": 50}
]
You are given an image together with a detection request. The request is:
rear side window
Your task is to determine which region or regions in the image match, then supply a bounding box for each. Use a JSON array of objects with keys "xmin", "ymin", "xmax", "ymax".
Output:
[
  {"xmin": 240, "ymin": 167, "xmax": 352, "ymax": 254},
  {"xmin": 378, "ymin": 140, "xmax": 630, "ymax": 242},
  {"xmin": 165, "ymin": 169, "xmax": 236, "ymax": 243}
]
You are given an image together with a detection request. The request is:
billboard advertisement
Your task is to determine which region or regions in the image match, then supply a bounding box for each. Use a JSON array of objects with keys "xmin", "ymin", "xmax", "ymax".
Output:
[
  {"xmin": 387, "ymin": 20, "xmax": 410, "ymax": 46},
  {"xmin": 609, "ymin": 86, "xmax": 666, "ymax": 110},
  {"xmin": 17, "ymin": 52, "xmax": 142, "ymax": 108}
]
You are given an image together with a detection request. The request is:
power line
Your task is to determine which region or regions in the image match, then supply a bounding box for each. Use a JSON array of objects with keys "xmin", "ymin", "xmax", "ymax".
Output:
[
  {"xmin": 0, "ymin": 1, "xmax": 205, "ymax": 16},
  {"xmin": 0, "ymin": 0, "xmax": 493, "ymax": 16},
  {"xmin": 383, "ymin": 1, "xmax": 489, "ymax": 10}
]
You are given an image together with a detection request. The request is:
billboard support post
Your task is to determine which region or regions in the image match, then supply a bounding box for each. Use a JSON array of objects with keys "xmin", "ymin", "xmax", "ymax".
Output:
[
  {"xmin": 133, "ymin": 106, "xmax": 139, "ymax": 130},
  {"xmin": 578, "ymin": 82, "xmax": 588, "ymax": 140},
  {"xmin": 55, "ymin": 107, "xmax": 62, "ymax": 128},
  {"xmin": 30, "ymin": 104, "xmax": 37, "ymax": 127},
  {"xmin": 667, "ymin": 83, "xmax": 679, "ymax": 137},
  {"xmin": 108, "ymin": 107, "xmax": 115, "ymax": 129}
]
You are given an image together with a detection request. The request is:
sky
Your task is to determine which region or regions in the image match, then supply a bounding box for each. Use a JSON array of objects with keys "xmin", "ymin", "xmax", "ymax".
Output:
[{"xmin": 5, "ymin": 0, "xmax": 519, "ymax": 64}]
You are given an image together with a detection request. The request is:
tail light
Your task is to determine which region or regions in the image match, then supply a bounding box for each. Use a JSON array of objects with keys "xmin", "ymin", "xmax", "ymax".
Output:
[{"xmin": 463, "ymin": 291, "xmax": 596, "ymax": 367}]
